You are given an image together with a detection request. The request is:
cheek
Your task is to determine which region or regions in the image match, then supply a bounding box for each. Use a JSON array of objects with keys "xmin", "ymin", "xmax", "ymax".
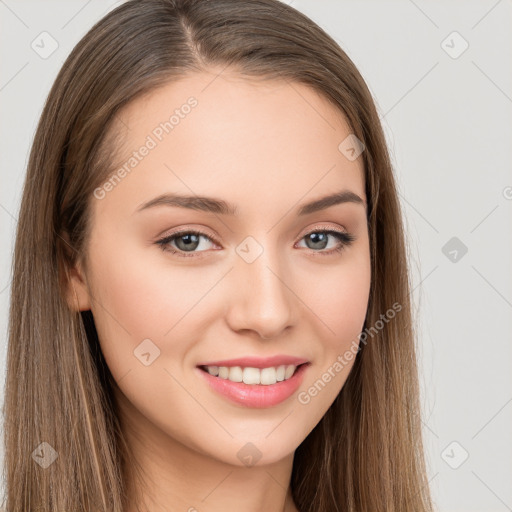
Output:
[
  {"xmin": 294, "ymin": 256, "xmax": 370, "ymax": 424},
  {"xmin": 86, "ymin": 241, "xmax": 224, "ymax": 374},
  {"xmin": 301, "ymin": 255, "xmax": 371, "ymax": 349}
]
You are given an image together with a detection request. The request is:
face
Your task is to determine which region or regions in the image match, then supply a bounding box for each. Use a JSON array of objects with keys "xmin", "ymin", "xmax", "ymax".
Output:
[{"xmin": 69, "ymin": 69, "xmax": 371, "ymax": 468}]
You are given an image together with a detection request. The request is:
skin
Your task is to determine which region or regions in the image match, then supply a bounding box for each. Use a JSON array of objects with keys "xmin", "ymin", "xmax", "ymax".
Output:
[{"xmin": 67, "ymin": 68, "xmax": 371, "ymax": 512}]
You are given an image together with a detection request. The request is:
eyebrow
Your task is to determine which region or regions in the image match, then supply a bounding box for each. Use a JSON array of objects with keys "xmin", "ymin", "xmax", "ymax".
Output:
[{"xmin": 135, "ymin": 189, "xmax": 366, "ymax": 216}]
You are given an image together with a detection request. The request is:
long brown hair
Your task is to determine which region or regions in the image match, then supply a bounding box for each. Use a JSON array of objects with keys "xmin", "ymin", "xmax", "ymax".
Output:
[{"xmin": 2, "ymin": 0, "xmax": 434, "ymax": 510}]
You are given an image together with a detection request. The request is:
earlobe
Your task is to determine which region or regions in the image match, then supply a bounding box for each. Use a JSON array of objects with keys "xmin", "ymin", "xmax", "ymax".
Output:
[
  {"xmin": 65, "ymin": 262, "xmax": 92, "ymax": 312},
  {"xmin": 59, "ymin": 230, "xmax": 91, "ymax": 312}
]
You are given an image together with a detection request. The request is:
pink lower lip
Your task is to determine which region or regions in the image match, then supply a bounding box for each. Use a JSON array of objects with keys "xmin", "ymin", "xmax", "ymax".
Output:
[{"xmin": 196, "ymin": 363, "xmax": 310, "ymax": 408}]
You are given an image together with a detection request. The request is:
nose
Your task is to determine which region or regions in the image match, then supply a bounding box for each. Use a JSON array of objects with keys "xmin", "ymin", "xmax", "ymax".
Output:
[{"xmin": 224, "ymin": 247, "xmax": 297, "ymax": 340}]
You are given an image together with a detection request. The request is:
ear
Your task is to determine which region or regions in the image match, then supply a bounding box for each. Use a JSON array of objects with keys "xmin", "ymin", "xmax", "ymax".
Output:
[
  {"xmin": 58, "ymin": 231, "xmax": 92, "ymax": 312},
  {"xmin": 65, "ymin": 259, "xmax": 92, "ymax": 312}
]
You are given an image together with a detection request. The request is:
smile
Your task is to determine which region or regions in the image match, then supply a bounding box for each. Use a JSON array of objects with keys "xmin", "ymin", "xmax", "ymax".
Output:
[{"xmin": 196, "ymin": 363, "xmax": 311, "ymax": 408}]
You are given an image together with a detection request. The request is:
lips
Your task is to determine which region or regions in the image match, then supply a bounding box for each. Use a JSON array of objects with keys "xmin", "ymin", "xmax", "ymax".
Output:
[
  {"xmin": 195, "ymin": 354, "xmax": 309, "ymax": 369},
  {"xmin": 196, "ymin": 361, "xmax": 311, "ymax": 408}
]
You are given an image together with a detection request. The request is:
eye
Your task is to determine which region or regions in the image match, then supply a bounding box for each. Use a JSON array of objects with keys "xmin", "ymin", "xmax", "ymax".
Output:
[
  {"xmin": 296, "ymin": 228, "xmax": 356, "ymax": 256},
  {"xmin": 155, "ymin": 229, "xmax": 218, "ymax": 258}
]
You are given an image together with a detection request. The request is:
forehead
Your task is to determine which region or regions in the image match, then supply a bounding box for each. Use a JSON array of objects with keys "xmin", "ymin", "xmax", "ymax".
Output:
[
  {"xmin": 118, "ymin": 69, "xmax": 357, "ymax": 144},
  {"xmin": 96, "ymin": 69, "xmax": 366, "ymax": 219}
]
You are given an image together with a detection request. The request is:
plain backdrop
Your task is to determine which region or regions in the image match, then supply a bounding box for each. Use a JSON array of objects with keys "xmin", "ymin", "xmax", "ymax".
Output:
[{"xmin": 0, "ymin": 1, "xmax": 511, "ymax": 510}]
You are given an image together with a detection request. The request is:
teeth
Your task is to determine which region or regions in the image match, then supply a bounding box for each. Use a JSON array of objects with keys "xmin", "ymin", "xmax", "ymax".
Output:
[
  {"xmin": 229, "ymin": 366, "xmax": 243, "ymax": 382},
  {"xmin": 204, "ymin": 364, "xmax": 298, "ymax": 385}
]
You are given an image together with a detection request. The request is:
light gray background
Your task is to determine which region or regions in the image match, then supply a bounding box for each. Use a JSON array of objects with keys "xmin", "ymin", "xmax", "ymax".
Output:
[{"xmin": 1, "ymin": 1, "xmax": 511, "ymax": 510}]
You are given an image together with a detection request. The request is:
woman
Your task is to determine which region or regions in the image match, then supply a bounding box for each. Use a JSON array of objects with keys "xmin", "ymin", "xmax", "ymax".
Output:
[{"xmin": 2, "ymin": 0, "xmax": 435, "ymax": 511}]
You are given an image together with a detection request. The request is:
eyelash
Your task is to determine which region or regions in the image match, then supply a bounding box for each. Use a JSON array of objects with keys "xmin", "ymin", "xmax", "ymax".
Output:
[{"xmin": 155, "ymin": 226, "xmax": 356, "ymax": 259}]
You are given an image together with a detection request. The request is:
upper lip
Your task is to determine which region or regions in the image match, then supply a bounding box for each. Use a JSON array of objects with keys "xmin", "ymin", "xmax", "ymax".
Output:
[{"xmin": 196, "ymin": 355, "xmax": 310, "ymax": 369}]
